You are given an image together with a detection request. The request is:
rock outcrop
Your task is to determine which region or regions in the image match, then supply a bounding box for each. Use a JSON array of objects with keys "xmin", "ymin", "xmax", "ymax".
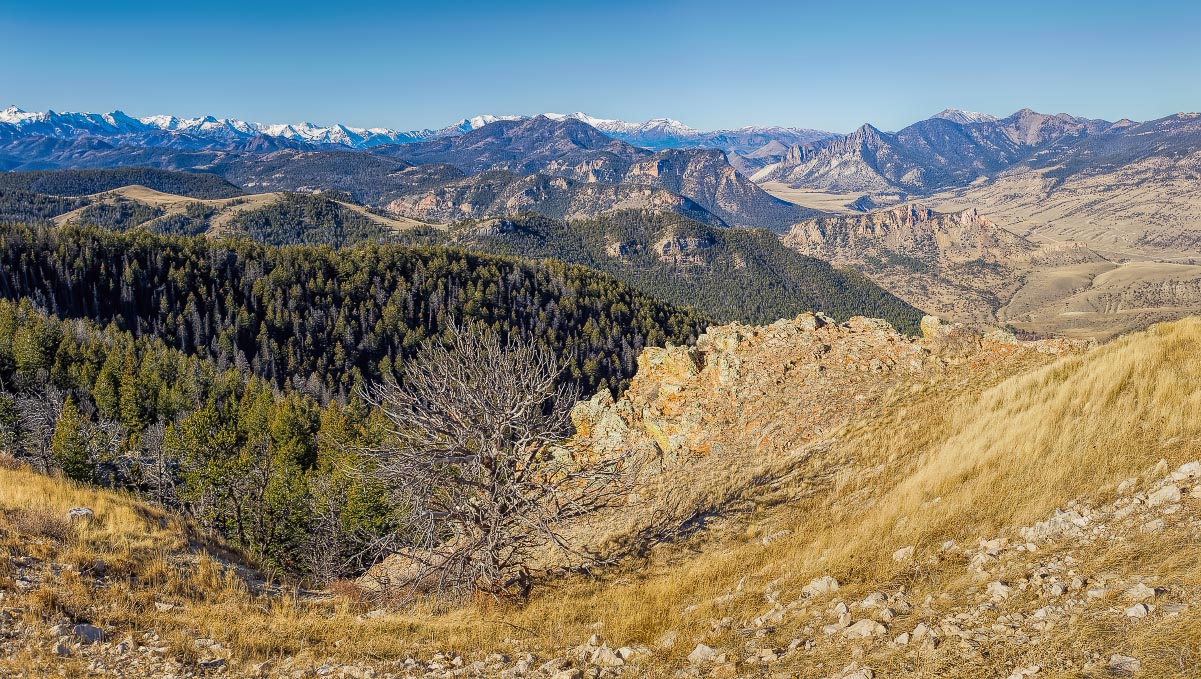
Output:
[
  {"xmin": 782, "ymin": 204, "xmax": 1106, "ymax": 325},
  {"xmin": 567, "ymin": 313, "xmax": 1086, "ymax": 557}
]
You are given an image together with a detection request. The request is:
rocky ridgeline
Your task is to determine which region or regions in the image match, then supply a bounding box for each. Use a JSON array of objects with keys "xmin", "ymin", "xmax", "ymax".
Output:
[
  {"xmin": 573, "ymin": 312, "xmax": 1083, "ymax": 465},
  {"xmin": 559, "ymin": 313, "xmax": 1087, "ymax": 562}
]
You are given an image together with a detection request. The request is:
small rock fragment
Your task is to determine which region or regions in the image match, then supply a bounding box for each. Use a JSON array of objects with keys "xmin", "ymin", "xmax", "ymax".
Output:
[
  {"xmin": 66, "ymin": 507, "xmax": 94, "ymax": 521},
  {"xmin": 688, "ymin": 643, "xmax": 718, "ymax": 666},
  {"xmin": 1109, "ymin": 654, "xmax": 1141, "ymax": 674}
]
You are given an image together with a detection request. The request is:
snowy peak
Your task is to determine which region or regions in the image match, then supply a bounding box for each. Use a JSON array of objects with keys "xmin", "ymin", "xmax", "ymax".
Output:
[
  {"xmin": 933, "ymin": 108, "xmax": 999, "ymax": 125},
  {"xmin": 1, "ymin": 105, "xmax": 29, "ymax": 124},
  {"xmin": 0, "ymin": 105, "xmax": 835, "ymax": 154}
]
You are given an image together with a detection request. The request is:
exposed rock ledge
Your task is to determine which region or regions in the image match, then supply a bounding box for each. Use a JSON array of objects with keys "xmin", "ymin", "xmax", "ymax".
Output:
[{"xmin": 571, "ymin": 313, "xmax": 1087, "ymax": 466}]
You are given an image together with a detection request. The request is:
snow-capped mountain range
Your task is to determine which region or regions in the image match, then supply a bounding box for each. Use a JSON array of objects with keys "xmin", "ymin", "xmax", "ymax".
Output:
[{"xmin": 0, "ymin": 105, "xmax": 833, "ymax": 153}]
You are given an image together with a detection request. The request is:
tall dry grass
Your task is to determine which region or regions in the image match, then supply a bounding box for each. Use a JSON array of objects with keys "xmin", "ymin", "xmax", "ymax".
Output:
[{"xmin": 2, "ymin": 319, "xmax": 1201, "ymax": 677}]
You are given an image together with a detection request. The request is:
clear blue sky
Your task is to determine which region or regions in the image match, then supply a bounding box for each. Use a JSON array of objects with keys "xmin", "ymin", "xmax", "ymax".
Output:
[{"xmin": 3, "ymin": 0, "xmax": 1198, "ymax": 133}]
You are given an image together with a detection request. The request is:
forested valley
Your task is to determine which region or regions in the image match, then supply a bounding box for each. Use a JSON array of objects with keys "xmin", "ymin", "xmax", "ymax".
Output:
[{"xmin": 0, "ymin": 222, "xmax": 710, "ymax": 580}]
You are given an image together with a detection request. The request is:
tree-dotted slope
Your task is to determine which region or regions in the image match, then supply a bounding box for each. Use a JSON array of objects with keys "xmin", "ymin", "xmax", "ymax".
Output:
[{"xmin": 0, "ymin": 223, "xmax": 711, "ymax": 398}]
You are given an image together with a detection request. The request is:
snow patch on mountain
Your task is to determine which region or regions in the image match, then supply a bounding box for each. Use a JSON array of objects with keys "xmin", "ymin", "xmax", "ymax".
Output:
[{"xmin": 933, "ymin": 109, "xmax": 999, "ymax": 125}]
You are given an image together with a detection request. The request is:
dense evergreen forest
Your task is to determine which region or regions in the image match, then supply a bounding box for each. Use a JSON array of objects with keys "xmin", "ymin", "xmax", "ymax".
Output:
[
  {"xmin": 0, "ymin": 221, "xmax": 712, "ymax": 578},
  {"xmin": 441, "ymin": 211, "xmax": 925, "ymax": 333},
  {"xmin": 0, "ymin": 188, "xmax": 89, "ymax": 222},
  {"xmin": 75, "ymin": 196, "xmax": 165, "ymax": 231},
  {"xmin": 0, "ymin": 223, "xmax": 710, "ymax": 400},
  {"xmin": 0, "ymin": 168, "xmax": 243, "ymax": 199},
  {"xmin": 0, "ymin": 297, "xmax": 391, "ymax": 577},
  {"xmin": 224, "ymin": 193, "xmax": 394, "ymax": 247}
]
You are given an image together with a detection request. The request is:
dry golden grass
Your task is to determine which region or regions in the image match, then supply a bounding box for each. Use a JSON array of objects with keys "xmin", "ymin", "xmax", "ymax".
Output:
[
  {"xmin": 51, "ymin": 185, "xmax": 438, "ymax": 236},
  {"xmin": 3, "ymin": 319, "xmax": 1201, "ymax": 676}
]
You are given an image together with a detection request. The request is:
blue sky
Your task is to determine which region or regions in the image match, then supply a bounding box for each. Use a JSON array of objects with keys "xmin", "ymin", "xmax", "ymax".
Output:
[{"xmin": 2, "ymin": 0, "xmax": 1198, "ymax": 133}]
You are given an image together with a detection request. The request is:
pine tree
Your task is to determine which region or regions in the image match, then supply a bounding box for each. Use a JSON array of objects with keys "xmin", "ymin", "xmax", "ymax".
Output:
[
  {"xmin": 51, "ymin": 396, "xmax": 91, "ymax": 482},
  {"xmin": 93, "ymin": 351, "xmax": 121, "ymax": 420},
  {"xmin": 118, "ymin": 348, "xmax": 146, "ymax": 432}
]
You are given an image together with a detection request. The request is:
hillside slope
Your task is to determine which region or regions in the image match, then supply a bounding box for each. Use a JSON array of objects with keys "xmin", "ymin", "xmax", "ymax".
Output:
[
  {"xmin": 448, "ymin": 211, "xmax": 925, "ymax": 331},
  {"xmin": 6, "ymin": 317, "xmax": 1201, "ymax": 677},
  {"xmin": 48, "ymin": 185, "xmax": 432, "ymax": 244},
  {"xmin": 0, "ymin": 167, "xmax": 243, "ymax": 199},
  {"xmin": 384, "ymin": 171, "xmax": 726, "ymax": 226},
  {"xmin": 0, "ymin": 223, "xmax": 711, "ymax": 397}
]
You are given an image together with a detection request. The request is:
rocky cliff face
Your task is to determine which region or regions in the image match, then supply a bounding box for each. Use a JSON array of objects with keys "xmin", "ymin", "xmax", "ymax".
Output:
[
  {"xmin": 782, "ymin": 204, "xmax": 1104, "ymax": 325},
  {"xmin": 785, "ymin": 204, "xmax": 1038, "ymax": 268},
  {"xmin": 620, "ymin": 149, "xmax": 812, "ymax": 231},
  {"xmin": 384, "ymin": 171, "xmax": 724, "ymax": 225}
]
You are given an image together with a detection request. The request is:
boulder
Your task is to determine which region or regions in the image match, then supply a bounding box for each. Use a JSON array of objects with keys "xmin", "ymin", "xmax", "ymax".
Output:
[
  {"xmin": 66, "ymin": 507, "xmax": 94, "ymax": 522},
  {"xmin": 1124, "ymin": 603, "xmax": 1151, "ymax": 618},
  {"xmin": 589, "ymin": 646, "xmax": 623, "ymax": 667},
  {"xmin": 1124, "ymin": 583, "xmax": 1157, "ymax": 602},
  {"xmin": 987, "ymin": 582, "xmax": 1013, "ymax": 600},
  {"xmin": 72, "ymin": 624, "xmax": 103, "ymax": 644},
  {"xmin": 1171, "ymin": 461, "xmax": 1201, "ymax": 481},
  {"xmin": 1147, "ymin": 485, "xmax": 1181, "ymax": 507},
  {"xmin": 891, "ymin": 546, "xmax": 914, "ymax": 562},
  {"xmin": 842, "ymin": 619, "xmax": 887, "ymax": 638},
  {"xmin": 802, "ymin": 576, "xmax": 840, "ymax": 597}
]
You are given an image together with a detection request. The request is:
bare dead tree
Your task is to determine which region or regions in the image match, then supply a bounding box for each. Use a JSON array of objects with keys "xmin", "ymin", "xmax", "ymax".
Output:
[
  {"xmin": 14, "ymin": 386, "xmax": 66, "ymax": 473},
  {"xmin": 361, "ymin": 324, "xmax": 630, "ymax": 603}
]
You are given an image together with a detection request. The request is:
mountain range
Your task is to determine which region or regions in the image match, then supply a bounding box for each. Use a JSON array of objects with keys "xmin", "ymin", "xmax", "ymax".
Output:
[
  {"xmin": 0, "ymin": 105, "xmax": 832, "ymax": 155},
  {"xmin": 752, "ymin": 108, "xmax": 1151, "ymax": 194},
  {"xmin": 6, "ymin": 103, "xmax": 1201, "ymax": 340}
]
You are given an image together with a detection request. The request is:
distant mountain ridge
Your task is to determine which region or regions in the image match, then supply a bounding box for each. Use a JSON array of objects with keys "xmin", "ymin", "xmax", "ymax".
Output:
[
  {"xmin": 380, "ymin": 116, "xmax": 815, "ymax": 230},
  {"xmin": 0, "ymin": 105, "xmax": 833, "ymax": 154},
  {"xmin": 753, "ymin": 108, "xmax": 1122, "ymax": 194}
]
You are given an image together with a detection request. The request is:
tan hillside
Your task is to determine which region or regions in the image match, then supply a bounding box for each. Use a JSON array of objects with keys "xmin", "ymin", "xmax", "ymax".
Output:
[
  {"xmin": 52, "ymin": 185, "xmax": 434, "ymax": 235},
  {"xmin": 773, "ymin": 201, "xmax": 1201, "ymax": 340},
  {"xmin": 927, "ymin": 162, "xmax": 1201, "ymax": 263},
  {"xmin": 5, "ymin": 316, "xmax": 1201, "ymax": 677}
]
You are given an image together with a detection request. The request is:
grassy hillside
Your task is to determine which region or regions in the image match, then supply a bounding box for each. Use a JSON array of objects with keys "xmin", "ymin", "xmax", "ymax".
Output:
[
  {"xmin": 48, "ymin": 185, "xmax": 434, "ymax": 243},
  {"xmin": 3, "ymin": 318, "xmax": 1200, "ymax": 677}
]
